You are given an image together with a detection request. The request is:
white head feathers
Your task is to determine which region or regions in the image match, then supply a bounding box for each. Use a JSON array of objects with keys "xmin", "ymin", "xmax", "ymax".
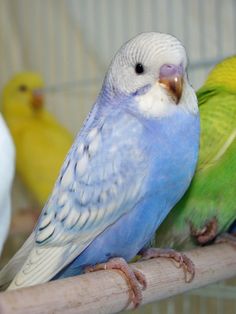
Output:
[{"xmin": 105, "ymin": 32, "xmax": 198, "ymax": 117}]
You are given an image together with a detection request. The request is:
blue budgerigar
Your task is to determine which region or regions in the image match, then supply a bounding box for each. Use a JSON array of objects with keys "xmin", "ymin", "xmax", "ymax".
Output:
[{"xmin": 0, "ymin": 32, "xmax": 199, "ymax": 306}]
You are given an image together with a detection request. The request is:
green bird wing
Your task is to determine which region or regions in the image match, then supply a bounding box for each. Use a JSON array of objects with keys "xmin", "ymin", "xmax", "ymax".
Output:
[{"xmin": 196, "ymin": 85, "xmax": 236, "ymax": 171}]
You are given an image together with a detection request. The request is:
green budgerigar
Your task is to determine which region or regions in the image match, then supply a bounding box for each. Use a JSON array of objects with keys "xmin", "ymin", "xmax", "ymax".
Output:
[{"xmin": 156, "ymin": 56, "xmax": 236, "ymax": 250}]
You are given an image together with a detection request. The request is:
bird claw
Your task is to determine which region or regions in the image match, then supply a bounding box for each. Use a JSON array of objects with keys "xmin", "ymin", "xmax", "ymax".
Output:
[
  {"xmin": 140, "ymin": 248, "xmax": 195, "ymax": 283},
  {"xmin": 215, "ymin": 233, "xmax": 236, "ymax": 248},
  {"xmin": 85, "ymin": 257, "xmax": 146, "ymax": 308},
  {"xmin": 189, "ymin": 217, "xmax": 218, "ymax": 245}
]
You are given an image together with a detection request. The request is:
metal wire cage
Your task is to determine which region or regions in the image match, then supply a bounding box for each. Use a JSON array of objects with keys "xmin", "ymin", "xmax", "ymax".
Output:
[{"xmin": 0, "ymin": 1, "xmax": 235, "ymax": 313}]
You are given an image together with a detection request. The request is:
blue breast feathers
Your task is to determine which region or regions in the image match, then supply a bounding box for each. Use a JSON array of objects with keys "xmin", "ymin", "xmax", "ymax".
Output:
[{"xmin": 44, "ymin": 104, "xmax": 200, "ymax": 279}]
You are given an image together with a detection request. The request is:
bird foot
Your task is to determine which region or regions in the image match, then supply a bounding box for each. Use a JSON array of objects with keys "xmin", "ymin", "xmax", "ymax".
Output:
[
  {"xmin": 85, "ymin": 257, "xmax": 146, "ymax": 308},
  {"xmin": 139, "ymin": 247, "xmax": 195, "ymax": 283},
  {"xmin": 190, "ymin": 217, "xmax": 218, "ymax": 245},
  {"xmin": 215, "ymin": 233, "xmax": 236, "ymax": 248}
]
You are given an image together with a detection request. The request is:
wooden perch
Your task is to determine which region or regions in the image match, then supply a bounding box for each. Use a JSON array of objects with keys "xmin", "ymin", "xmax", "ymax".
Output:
[{"xmin": 0, "ymin": 243, "xmax": 235, "ymax": 314}]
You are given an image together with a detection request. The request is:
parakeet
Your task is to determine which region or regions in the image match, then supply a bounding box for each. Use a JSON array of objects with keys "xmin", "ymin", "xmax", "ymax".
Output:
[
  {"xmin": 0, "ymin": 114, "xmax": 15, "ymax": 255},
  {"xmin": 0, "ymin": 32, "xmax": 199, "ymax": 305},
  {"xmin": 1, "ymin": 73, "xmax": 73, "ymax": 206},
  {"xmin": 156, "ymin": 56, "xmax": 236, "ymax": 250}
]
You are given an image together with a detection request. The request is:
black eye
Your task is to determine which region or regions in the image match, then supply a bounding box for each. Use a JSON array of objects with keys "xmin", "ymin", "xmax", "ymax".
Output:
[
  {"xmin": 135, "ymin": 63, "xmax": 144, "ymax": 74},
  {"xmin": 19, "ymin": 85, "xmax": 28, "ymax": 92}
]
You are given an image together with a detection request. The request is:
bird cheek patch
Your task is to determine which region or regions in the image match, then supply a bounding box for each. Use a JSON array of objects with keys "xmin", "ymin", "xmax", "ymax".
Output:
[{"xmin": 132, "ymin": 84, "xmax": 152, "ymax": 97}]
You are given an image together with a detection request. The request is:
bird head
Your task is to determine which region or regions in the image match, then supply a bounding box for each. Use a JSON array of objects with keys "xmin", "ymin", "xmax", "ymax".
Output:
[
  {"xmin": 104, "ymin": 32, "xmax": 198, "ymax": 117},
  {"xmin": 204, "ymin": 55, "xmax": 236, "ymax": 92},
  {"xmin": 2, "ymin": 72, "xmax": 45, "ymax": 118}
]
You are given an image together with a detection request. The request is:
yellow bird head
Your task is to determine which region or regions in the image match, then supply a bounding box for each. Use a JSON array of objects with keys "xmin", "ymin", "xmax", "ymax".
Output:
[
  {"xmin": 2, "ymin": 72, "xmax": 45, "ymax": 118},
  {"xmin": 205, "ymin": 55, "xmax": 236, "ymax": 92}
]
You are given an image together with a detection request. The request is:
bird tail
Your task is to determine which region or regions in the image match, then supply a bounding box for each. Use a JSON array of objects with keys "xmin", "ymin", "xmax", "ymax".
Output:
[{"xmin": 0, "ymin": 233, "xmax": 35, "ymax": 290}]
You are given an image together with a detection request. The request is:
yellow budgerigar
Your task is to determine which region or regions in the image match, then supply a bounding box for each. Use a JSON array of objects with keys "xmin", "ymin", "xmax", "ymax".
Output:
[{"xmin": 2, "ymin": 73, "xmax": 73, "ymax": 206}]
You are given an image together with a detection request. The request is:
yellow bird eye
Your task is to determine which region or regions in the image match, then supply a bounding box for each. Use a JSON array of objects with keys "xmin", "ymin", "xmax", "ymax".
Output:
[{"xmin": 19, "ymin": 85, "xmax": 28, "ymax": 92}]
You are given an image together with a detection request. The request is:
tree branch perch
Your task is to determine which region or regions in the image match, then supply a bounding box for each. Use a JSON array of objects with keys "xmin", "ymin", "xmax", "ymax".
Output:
[{"xmin": 0, "ymin": 243, "xmax": 235, "ymax": 314}]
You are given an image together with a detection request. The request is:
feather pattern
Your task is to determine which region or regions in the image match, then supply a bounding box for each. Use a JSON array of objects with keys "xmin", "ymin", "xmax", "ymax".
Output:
[{"xmin": 8, "ymin": 106, "xmax": 150, "ymax": 288}]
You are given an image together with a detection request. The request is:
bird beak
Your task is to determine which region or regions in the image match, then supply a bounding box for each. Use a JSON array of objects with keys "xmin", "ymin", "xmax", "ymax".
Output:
[
  {"xmin": 159, "ymin": 64, "xmax": 184, "ymax": 104},
  {"xmin": 31, "ymin": 90, "xmax": 44, "ymax": 110}
]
